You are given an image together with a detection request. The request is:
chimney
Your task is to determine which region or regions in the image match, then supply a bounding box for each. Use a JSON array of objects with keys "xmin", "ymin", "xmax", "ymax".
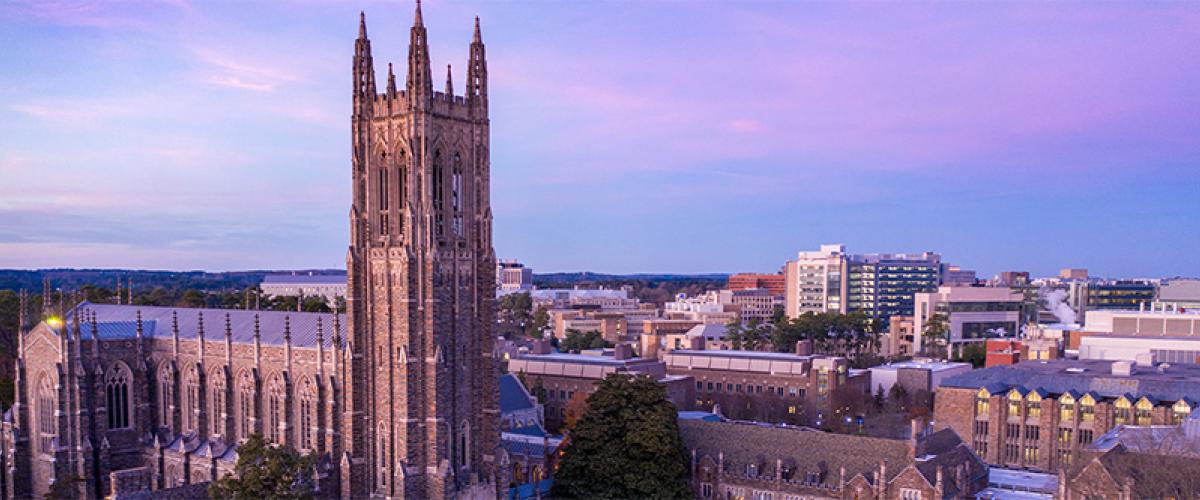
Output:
[
  {"xmin": 688, "ymin": 335, "xmax": 704, "ymax": 350},
  {"xmin": 531, "ymin": 339, "xmax": 552, "ymax": 355},
  {"xmin": 795, "ymin": 339, "xmax": 813, "ymax": 356},
  {"xmin": 613, "ymin": 343, "xmax": 632, "ymax": 360}
]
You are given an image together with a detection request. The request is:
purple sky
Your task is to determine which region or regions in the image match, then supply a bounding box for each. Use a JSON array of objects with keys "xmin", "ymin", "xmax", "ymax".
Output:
[{"xmin": 1, "ymin": 1, "xmax": 1197, "ymax": 278}]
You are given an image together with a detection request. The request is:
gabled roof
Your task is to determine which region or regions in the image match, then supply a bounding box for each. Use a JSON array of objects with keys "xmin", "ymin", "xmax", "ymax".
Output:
[{"xmin": 499, "ymin": 374, "xmax": 536, "ymax": 413}]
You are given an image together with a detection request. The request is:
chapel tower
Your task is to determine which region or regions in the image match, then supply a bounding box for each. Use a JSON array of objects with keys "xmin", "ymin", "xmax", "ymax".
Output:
[{"xmin": 345, "ymin": 2, "xmax": 497, "ymax": 498}]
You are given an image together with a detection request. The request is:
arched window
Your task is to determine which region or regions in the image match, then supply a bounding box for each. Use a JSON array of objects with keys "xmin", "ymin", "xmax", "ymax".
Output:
[
  {"xmin": 396, "ymin": 150, "xmax": 407, "ymax": 235},
  {"xmin": 1059, "ymin": 394, "xmax": 1076, "ymax": 422},
  {"xmin": 452, "ymin": 152, "xmax": 463, "ymax": 238},
  {"xmin": 266, "ymin": 374, "xmax": 285, "ymax": 444},
  {"xmin": 182, "ymin": 365, "xmax": 200, "ymax": 433},
  {"xmin": 1115, "ymin": 396, "xmax": 1132, "ymax": 425},
  {"xmin": 1026, "ymin": 392, "xmax": 1042, "ymax": 419},
  {"xmin": 1080, "ymin": 394, "xmax": 1096, "ymax": 422},
  {"xmin": 433, "ymin": 149, "xmax": 444, "ymax": 238},
  {"xmin": 106, "ymin": 363, "xmax": 132, "ymax": 429},
  {"xmin": 211, "ymin": 369, "xmax": 227, "ymax": 437},
  {"xmin": 158, "ymin": 364, "xmax": 175, "ymax": 430},
  {"xmin": 299, "ymin": 377, "xmax": 317, "ymax": 451},
  {"xmin": 1135, "ymin": 398, "xmax": 1154, "ymax": 426},
  {"xmin": 1007, "ymin": 390, "xmax": 1023, "ymax": 417},
  {"xmin": 1174, "ymin": 400, "xmax": 1192, "ymax": 425},
  {"xmin": 36, "ymin": 373, "xmax": 56, "ymax": 455},
  {"xmin": 237, "ymin": 371, "xmax": 256, "ymax": 440},
  {"xmin": 975, "ymin": 389, "xmax": 990, "ymax": 415},
  {"xmin": 458, "ymin": 421, "xmax": 471, "ymax": 469},
  {"xmin": 377, "ymin": 150, "xmax": 390, "ymax": 236},
  {"xmin": 377, "ymin": 424, "xmax": 389, "ymax": 489}
]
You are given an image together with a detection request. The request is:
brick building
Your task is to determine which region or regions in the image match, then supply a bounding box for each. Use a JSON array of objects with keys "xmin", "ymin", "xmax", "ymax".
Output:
[
  {"xmin": 727, "ymin": 273, "xmax": 786, "ymax": 297},
  {"xmin": 664, "ymin": 349, "xmax": 869, "ymax": 427},
  {"xmin": 505, "ymin": 344, "xmax": 691, "ymax": 432},
  {"xmin": 680, "ymin": 419, "xmax": 987, "ymax": 499},
  {"xmin": 933, "ymin": 359, "xmax": 1200, "ymax": 473}
]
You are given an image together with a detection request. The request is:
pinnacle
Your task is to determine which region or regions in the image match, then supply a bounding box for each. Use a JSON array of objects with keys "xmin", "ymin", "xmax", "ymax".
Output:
[
  {"xmin": 414, "ymin": 0, "xmax": 424, "ymax": 27},
  {"xmin": 358, "ymin": 11, "xmax": 367, "ymax": 39}
]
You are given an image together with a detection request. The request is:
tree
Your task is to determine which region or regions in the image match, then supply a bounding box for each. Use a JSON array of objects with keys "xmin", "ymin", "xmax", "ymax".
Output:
[
  {"xmin": 553, "ymin": 374, "xmax": 691, "ymax": 499},
  {"xmin": 956, "ymin": 342, "xmax": 986, "ymax": 368},
  {"xmin": 209, "ymin": 434, "xmax": 317, "ymax": 499},
  {"xmin": 727, "ymin": 319, "xmax": 770, "ymax": 351},
  {"xmin": 921, "ymin": 313, "xmax": 950, "ymax": 359},
  {"xmin": 560, "ymin": 329, "xmax": 610, "ymax": 352},
  {"xmin": 530, "ymin": 308, "xmax": 550, "ymax": 340}
]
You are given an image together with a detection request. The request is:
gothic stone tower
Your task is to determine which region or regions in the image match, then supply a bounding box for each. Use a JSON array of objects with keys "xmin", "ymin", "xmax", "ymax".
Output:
[{"xmin": 344, "ymin": 3, "xmax": 498, "ymax": 498}]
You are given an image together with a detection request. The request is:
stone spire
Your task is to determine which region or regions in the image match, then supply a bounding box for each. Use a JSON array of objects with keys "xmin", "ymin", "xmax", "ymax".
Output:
[
  {"xmin": 387, "ymin": 62, "xmax": 397, "ymax": 95},
  {"xmin": 466, "ymin": 15, "xmax": 488, "ymax": 108},
  {"xmin": 445, "ymin": 64, "xmax": 453, "ymax": 96},
  {"xmin": 407, "ymin": 0, "xmax": 433, "ymax": 100},
  {"xmin": 358, "ymin": 10, "xmax": 367, "ymax": 39},
  {"xmin": 353, "ymin": 10, "xmax": 376, "ymax": 112}
]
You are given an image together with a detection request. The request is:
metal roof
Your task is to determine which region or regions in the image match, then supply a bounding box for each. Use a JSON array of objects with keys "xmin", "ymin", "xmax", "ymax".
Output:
[{"xmin": 66, "ymin": 302, "xmax": 345, "ymax": 349}]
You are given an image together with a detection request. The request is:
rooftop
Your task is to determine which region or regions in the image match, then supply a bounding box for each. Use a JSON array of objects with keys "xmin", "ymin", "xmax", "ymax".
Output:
[
  {"xmin": 60, "ymin": 302, "xmax": 344, "ymax": 348},
  {"xmin": 669, "ymin": 349, "xmax": 817, "ymax": 361},
  {"xmin": 940, "ymin": 359, "xmax": 1200, "ymax": 402},
  {"xmin": 870, "ymin": 359, "xmax": 973, "ymax": 372}
]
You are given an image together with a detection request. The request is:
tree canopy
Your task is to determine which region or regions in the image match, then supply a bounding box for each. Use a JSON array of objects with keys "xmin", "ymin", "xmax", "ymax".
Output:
[
  {"xmin": 559, "ymin": 329, "xmax": 611, "ymax": 353},
  {"xmin": 552, "ymin": 374, "xmax": 691, "ymax": 499},
  {"xmin": 208, "ymin": 434, "xmax": 317, "ymax": 500}
]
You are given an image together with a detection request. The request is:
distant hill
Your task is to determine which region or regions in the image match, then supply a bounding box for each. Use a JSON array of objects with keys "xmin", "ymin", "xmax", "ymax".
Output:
[
  {"xmin": 533, "ymin": 272, "xmax": 729, "ymax": 285},
  {"xmin": 0, "ymin": 269, "xmax": 345, "ymax": 292}
]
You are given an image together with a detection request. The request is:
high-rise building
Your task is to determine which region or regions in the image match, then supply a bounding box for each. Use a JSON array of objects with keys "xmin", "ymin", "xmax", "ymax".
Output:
[
  {"xmin": 346, "ymin": 4, "xmax": 498, "ymax": 497},
  {"xmin": 496, "ymin": 260, "xmax": 533, "ymax": 294},
  {"xmin": 785, "ymin": 245, "xmax": 942, "ymax": 322},
  {"xmin": 845, "ymin": 252, "xmax": 941, "ymax": 322},
  {"xmin": 783, "ymin": 244, "xmax": 846, "ymax": 317}
]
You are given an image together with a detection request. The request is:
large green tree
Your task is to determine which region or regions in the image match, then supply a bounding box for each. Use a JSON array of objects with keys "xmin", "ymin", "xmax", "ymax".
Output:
[
  {"xmin": 559, "ymin": 329, "xmax": 610, "ymax": 352},
  {"xmin": 208, "ymin": 434, "xmax": 317, "ymax": 499},
  {"xmin": 553, "ymin": 374, "xmax": 691, "ymax": 499}
]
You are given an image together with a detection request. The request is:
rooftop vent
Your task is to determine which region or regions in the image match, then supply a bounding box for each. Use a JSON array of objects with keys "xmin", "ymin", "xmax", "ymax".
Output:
[
  {"xmin": 1112, "ymin": 360, "xmax": 1134, "ymax": 376},
  {"xmin": 1065, "ymin": 367, "xmax": 1086, "ymax": 374}
]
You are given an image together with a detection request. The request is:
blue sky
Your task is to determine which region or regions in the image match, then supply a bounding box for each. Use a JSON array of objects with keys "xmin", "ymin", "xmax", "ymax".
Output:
[{"xmin": 0, "ymin": 1, "xmax": 1197, "ymax": 278}]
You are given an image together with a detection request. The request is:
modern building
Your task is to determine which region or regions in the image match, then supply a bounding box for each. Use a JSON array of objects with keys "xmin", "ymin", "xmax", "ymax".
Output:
[
  {"xmin": 1078, "ymin": 335, "xmax": 1200, "ymax": 365},
  {"xmin": 934, "ymin": 359, "xmax": 1200, "ymax": 472},
  {"xmin": 727, "ymin": 272, "xmax": 787, "ymax": 297},
  {"xmin": 3, "ymin": 7, "xmax": 503, "ymax": 498},
  {"xmin": 1083, "ymin": 281, "xmax": 1157, "ymax": 312},
  {"xmin": 680, "ymin": 419, "xmax": 987, "ymax": 500},
  {"xmin": 726, "ymin": 288, "xmax": 783, "ymax": 324},
  {"xmin": 529, "ymin": 288, "xmax": 638, "ymax": 310},
  {"xmin": 784, "ymin": 244, "xmax": 847, "ymax": 317},
  {"xmin": 912, "ymin": 286, "xmax": 1024, "ymax": 355},
  {"xmin": 993, "ymin": 271, "xmax": 1030, "ymax": 287},
  {"xmin": 664, "ymin": 349, "xmax": 869, "ymax": 426},
  {"xmin": 1158, "ymin": 278, "xmax": 1200, "ymax": 307},
  {"xmin": 1082, "ymin": 305, "xmax": 1200, "ymax": 337},
  {"xmin": 845, "ymin": 252, "xmax": 942, "ymax": 322},
  {"xmin": 940, "ymin": 265, "xmax": 977, "ymax": 287},
  {"xmin": 496, "ymin": 260, "xmax": 534, "ymax": 294},
  {"xmin": 785, "ymin": 244, "xmax": 942, "ymax": 322},
  {"xmin": 867, "ymin": 359, "xmax": 972, "ymax": 396},
  {"xmin": 259, "ymin": 272, "xmax": 347, "ymax": 305}
]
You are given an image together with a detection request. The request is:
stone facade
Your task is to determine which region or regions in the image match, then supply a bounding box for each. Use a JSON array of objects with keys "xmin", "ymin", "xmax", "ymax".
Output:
[
  {"xmin": 2, "ymin": 305, "xmax": 347, "ymax": 499},
  {"xmin": 935, "ymin": 364, "xmax": 1199, "ymax": 473},
  {"xmin": 344, "ymin": 3, "xmax": 498, "ymax": 498},
  {"xmin": 1, "ymin": 4, "xmax": 498, "ymax": 499}
]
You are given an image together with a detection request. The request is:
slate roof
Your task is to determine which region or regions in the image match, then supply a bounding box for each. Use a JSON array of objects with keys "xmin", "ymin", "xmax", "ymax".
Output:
[
  {"xmin": 63, "ymin": 302, "xmax": 345, "ymax": 349},
  {"xmin": 499, "ymin": 374, "xmax": 536, "ymax": 413},
  {"xmin": 940, "ymin": 359, "xmax": 1200, "ymax": 402},
  {"xmin": 680, "ymin": 420, "xmax": 910, "ymax": 486}
]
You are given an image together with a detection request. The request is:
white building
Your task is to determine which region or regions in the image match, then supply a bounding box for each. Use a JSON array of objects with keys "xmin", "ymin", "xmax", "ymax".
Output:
[
  {"xmin": 784, "ymin": 244, "xmax": 846, "ymax": 317},
  {"xmin": 1079, "ymin": 336, "xmax": 1200, "ymax": 365},
  {"xmin": 260, "ymin": 273, "xmax": 347, "ymax": 305},
  {"xmin": 912, "ymin": 286, "xmax": 1023, "ymax": 354},
  {"xmin": 1083, "ymin": 305, "xmax": 1200, "ymax": 336},
  {"xmin": 867, "ymin": 359, "xmax": 972, "ymax": 395}
]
